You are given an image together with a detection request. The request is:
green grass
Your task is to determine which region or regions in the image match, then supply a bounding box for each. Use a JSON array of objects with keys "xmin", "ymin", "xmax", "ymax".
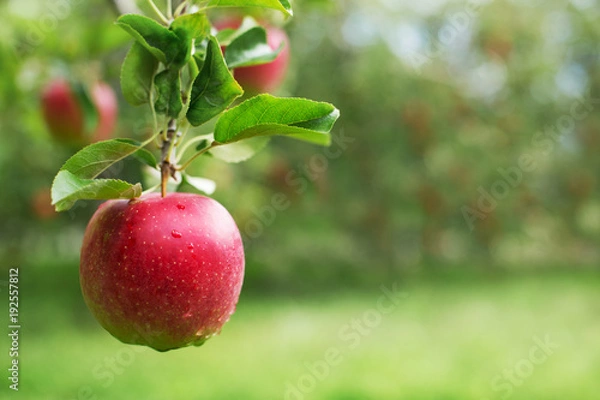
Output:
[{"xmin": 3, "ymin": 274, "xmax": 600, "ymax": 399}]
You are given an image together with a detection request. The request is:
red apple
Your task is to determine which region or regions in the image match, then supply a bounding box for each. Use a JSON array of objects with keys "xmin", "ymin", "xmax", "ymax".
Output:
[
  {"xmin": 41, "ymin": 79, "xmax": 118, "ymax": 144},
  {"xmin": 90, "ymin": 82, "xmax": 118, "ymax": 142},
  {"xmin": 31, "ymin": 187, "xmax": 57, "ymax": 221},
  {"xmin": 79, "ymin": 193, "xmax": 245, "ymax": 351},
  {"xmin": 216, "ymin": 18, "xmax": 290, "ymax": 94}
]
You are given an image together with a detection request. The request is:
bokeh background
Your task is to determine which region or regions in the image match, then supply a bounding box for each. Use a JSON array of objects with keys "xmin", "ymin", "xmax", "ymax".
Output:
[{"xmin": 1, "ymin": 0, "xmax": 600, "ymax": 399}]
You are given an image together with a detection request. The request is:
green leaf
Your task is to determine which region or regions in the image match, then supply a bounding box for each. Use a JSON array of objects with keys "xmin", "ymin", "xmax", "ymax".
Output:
[
  {"xmin": 195, "ymin": 139, "xmax": 210, "ymax": 151},
  {"xmin": 181, "ymin": 57, "xmax": 200, "ymax": 113},
  {"xmin": 214, "ymin": 16, "xmax": 259, "ymax": 46},
  {"xmin": 60, "ymin": 139, "xmax": 151, "ymax": 179},
  {"xmin": 192, "ymin": 38, "xmax": 210, "ymax": 66},
  {"xmin": 52, "ymin": 171, "xmax": 141, "ymax": 212},
  {"xmin": 131, "ymin": 150, "xmax": 158, "ymax": 168},
  {"xmin": 52, "ymin": 138, "xmax": 151, "ymax": 211},
  {"xmin": 225, "ymin": 26, "xmax": 283, "ymax": 68},
  {"xmin": 171, "ymin": 12, "xmax": 210, "ymax": 40},
  {"xmin": 186, "ymin": 36, "xmax": 243, "ymax": 126},
  {"xmin": 70, "ymin": 81, "xmax": 99, "ymax": 139},
  {"xmin": 117, "ymin": 139, "xmax": 158, "ymax": 168},
  {"xmin": 154, "ymin": 69, "xmax": 183, "ymax": 118},
  {"xmin": 170, "ymin": 12, "xmax": 211, "ymax": 67},
  {"xmin": 206, "ymin": 0, "xmax": 292, "ymax": 16},
  {"xmin": 215, "ymin": 28, "xmax": 237, "ymax": 45},
  {"xmin": 179, "ymin": 173, "xmax": 216, "ymax": 195},
  {"xmin": 120, "ymin": 42, "xmax": 158, "ymax": 106},
  {"xmin": 210, "ymin": 137, "xmax": 270, "ymax": 163},
  {"xmin": 190, "ymin": 54, "xmax": 202, "ymax": 77},
  {"xmin": 214, "ymin": 94, "xmax": 340, "ymax": 146},
  {"xmin": 116, "ymin": 14, "xmax": 180, "ymax": 64}
]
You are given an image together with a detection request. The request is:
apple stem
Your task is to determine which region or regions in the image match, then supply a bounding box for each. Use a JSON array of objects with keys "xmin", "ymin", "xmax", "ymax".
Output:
[
  {"xmin": 145, "ymin": 0, "xmax": 169, "ymax": 25},
  {"xmin": 160, "ymin": 119, "xmax": 178, "ymax": 197},
  {"xmin": 174, "ymin": 1, "xmax": 187, "ymax": 17}
]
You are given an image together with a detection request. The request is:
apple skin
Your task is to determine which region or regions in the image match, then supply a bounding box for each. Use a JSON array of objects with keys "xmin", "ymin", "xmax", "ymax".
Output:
[
  {"xmin": 41, "ymin": 79, "xmax": 118, "ymax": 144},
  {"xmin": 80, "ymin": 193, "xmax": 245, "ymax": 352},
  {"xmin": 90, "ymin": 82, "xmax": 118, "ymax": 142},
  {"xmin": 216, "ymin": 18, "xmax": 290, "ymax": 94}
]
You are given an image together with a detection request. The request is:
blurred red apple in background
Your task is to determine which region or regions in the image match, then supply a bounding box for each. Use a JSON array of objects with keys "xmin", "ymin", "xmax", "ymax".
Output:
[
  {"xmin": 41, "ymin": 79, "xmax": 117, "ymax": 145},
  {"xmin": 31, "ymin": 187, "xmax": 57, "ymax": 221},
  {"xmin": 215, "ymin": 18, "xmax": 290, "ymax": 94}
]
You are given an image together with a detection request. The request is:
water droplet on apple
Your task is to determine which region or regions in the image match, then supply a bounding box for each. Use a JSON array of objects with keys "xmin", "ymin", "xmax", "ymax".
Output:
[
  {"xmin": 171, "ymin": 230, "xmax": 182, "ymax": 239},
  {"xmin": 187, "ymin": 244, "xmax": 194, "ymax": 250},
  {"xmin": 177, "ymin": 204, "xmax": 185, "ymax": 210}
]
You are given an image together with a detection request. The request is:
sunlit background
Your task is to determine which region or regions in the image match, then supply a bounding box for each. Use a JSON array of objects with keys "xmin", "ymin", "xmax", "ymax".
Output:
[{"xmin": 1, "ymin": 0, "xmax": 599, "ymax": 399}]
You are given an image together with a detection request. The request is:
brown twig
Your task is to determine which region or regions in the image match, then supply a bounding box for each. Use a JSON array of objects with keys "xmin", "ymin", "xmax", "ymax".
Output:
[{"xmin": 160, "ymin": 119, "xmax": 178, "ymax": 197}]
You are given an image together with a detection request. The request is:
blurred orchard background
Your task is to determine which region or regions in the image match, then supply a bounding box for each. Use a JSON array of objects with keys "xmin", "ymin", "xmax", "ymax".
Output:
[{"xmin": 1, "ymin": 0, "xmax": 600, "ymax": 399}]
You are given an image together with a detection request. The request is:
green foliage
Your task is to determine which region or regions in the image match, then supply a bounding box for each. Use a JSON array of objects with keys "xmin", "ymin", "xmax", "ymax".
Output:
[
  {"xmin": 58, "ymin": 139, "xmax": 154, "ymax": 179},
  {"xmin": 51, "ymin": 139, "xmax": 154, "ymax": 211},
  {"xmin": 52, "ymin": 171, "xmax": 142, "ymax": 212},
  {"xmin": 48, "ymin": 0, "xmax": 340, "ymax": 211},
  {"xmin": 116, "ymin": 14, "xmax": 180, "ymax": 64},
  {"xmin": 215, "ymin": 28, "xmax": 239, "ymax": 45},
  {"xmin": 169, "ymin": 12, "xmax": 211, "ymax": 67},
  {"xmin": 205, "ymin": 0, "xmax": 293, "ymax": 16},
  {"xmin": 225, "ymin": 26, "xmax": 282, "ymax": 68},
  {"xmin": 210, "ymin": 137, "xmax": 270, "ymax": 163},
  {"xmin": 170, "ymin": 13, "xmax": 211, "ymax": 40},
  {"xmin": 121, "ymin": 42, "xmax": 158, "ymax": 106},
  {"xmin": 153, "ymin": 68, "xmax": 183, "ymax": 118},
  {"xmin": 187, "ymin": 36, "xmax": 243, "ymax": 126},
  {"xmin": 178, "ymin": 173, "xmax": 217, "ymax": 194},
  {"xmin": 214, "ymin": 94, "xmax": 339, "ymax": 145}
]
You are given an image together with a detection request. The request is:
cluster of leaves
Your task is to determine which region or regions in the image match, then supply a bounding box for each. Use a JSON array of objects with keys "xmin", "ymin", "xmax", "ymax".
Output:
[{"xmin": 52, "ymin": 0, "xmax": 339, "ymax": 212}]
